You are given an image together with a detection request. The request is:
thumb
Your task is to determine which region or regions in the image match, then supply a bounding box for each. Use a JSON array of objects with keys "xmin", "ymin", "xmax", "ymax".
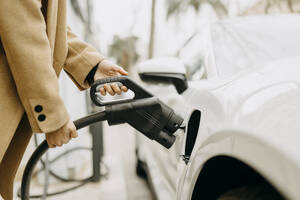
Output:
[{"xmin": 114, "ymin": 65, "xmax": 128, "ymax": 76}]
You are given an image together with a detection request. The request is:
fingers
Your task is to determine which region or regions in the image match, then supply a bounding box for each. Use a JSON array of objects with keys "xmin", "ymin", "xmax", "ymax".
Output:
[
  {"xmin": 47, "ymin": 137, "xmax": 68, "ymax": 148},
  {"xmin": 48, "ymin": 142, "xmax": 56, "ymax": 148},
  {"xmin": 45, "ymin": 120, "xmax": 78, "ymax": 148},
  {"xmin": 111, "ymin": 83, "xmax": 122, "ymax": 95},
  {"xmin": 46, "ymin": 134, "xmax": 56, "ymax": 148},
  {"xmin": 70, "ymin": 129, "xmax": 78, "ymax": 138},
  {"xmin": 95, "ymin": 61, "xmax": 128, "ymax": 95},
  {"xmin": 56, "ymin": 141, "xmax": 63, "ymax": 147},
  {"xmin": 99, "ymin": 84, "xmax": 128, "ymax": 96},
  {"xmin": 121, "ymin": 86, "xmax": 128, "ymax": 92},
  {"xmin": 62, "ymin": 137, "xmax": 70, "ymax": 145},
  {"xmin": 104, "ymin": 84, "xmax": 114, "ymax": 96},
  {"xmin": 99, "ymin": 87, "xmax": 106, "ymax": 96},
  {"xmin": 47, "ymin": 139, "xmax": 63, "ymax": 148}
]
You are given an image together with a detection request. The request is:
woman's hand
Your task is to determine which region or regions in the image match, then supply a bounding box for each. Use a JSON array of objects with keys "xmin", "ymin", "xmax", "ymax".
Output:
[
  {"xmin": 94, "ymin": 60, "xmax": 128, "ymax": 96},
  {"xmin": 45, "ymin": 119, "xmax": 78, "ymax": 148}
]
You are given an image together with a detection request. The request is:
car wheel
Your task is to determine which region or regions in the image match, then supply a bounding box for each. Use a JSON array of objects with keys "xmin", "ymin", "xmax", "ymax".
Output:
[
  {"xmin": 136, "ymin": 158, "xmax": 147, "ymax": 179},
  {"xmin": 218, "ymin": 184, "xmax": 284, "ymax": 200}
]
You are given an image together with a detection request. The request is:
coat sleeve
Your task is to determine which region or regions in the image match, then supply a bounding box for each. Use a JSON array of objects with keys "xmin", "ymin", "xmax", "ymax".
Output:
[
  {"xmin": 64, "ymin": 27, "xmax": 105, "ymax": 90},
  {"xmin": 0, "ymin": 0, "xmax": 69, "ymax": 133}
]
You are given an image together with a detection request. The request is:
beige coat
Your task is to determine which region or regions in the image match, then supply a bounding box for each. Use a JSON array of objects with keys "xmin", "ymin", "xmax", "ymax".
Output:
[{"xmin": 0, "ymin": 0, "xmax": 104, "ymax": 199}]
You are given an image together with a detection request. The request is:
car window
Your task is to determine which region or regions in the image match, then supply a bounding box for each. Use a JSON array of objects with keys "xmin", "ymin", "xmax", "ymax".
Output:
[
  {"xmin": 185, "ymin": 59, "xmax": 206, "ymax": 81},
  {"xmin": 178, "ymin": 33, "xmax": 207, "ymax": 80},
  {"xmin": 211, "ymin": 15, "xmax": 300, "ymax": 78}
]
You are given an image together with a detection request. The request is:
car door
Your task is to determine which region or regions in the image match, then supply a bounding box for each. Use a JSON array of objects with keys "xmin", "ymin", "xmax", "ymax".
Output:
[{"xmin": 135, "ymin": 55, "xmax": 204, "ymax": 200}]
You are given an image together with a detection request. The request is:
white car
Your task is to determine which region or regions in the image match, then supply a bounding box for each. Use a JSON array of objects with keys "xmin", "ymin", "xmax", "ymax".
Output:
[{"xmin": 135, "ymin": 15, "xmax": 300, "ymax": 200}]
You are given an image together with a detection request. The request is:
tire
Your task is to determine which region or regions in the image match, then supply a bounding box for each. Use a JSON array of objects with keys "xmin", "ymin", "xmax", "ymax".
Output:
[{"xmin": 218, "ymin": 184, "xmax": 284, "ymax": 200}]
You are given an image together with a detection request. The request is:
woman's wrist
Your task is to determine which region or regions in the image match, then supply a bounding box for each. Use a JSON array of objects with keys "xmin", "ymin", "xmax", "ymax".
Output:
[{"xmin": 85, "ymin": 64, "xmax": 99, "ymax": 86}]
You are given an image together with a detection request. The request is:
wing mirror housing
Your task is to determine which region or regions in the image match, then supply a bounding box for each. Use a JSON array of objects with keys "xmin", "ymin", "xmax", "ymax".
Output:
[{"xmin": 137, "ymin": 58, "xmax": 188, "ymax": 94}]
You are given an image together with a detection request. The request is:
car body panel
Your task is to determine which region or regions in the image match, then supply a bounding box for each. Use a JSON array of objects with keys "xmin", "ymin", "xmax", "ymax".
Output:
[
  {"xmin": 136, "ymin": 14, "xmax": 300, "ymax": 200},
  {"xmin": 136, "ymin": 83, "xmax": 191, "ymax": 200},
  {"xmin": 177, "ymin": 57, "xmax": 300, "ymax": 200}
]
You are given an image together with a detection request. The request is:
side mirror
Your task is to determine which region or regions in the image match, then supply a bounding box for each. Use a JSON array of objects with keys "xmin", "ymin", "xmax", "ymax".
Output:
[{"xmin": 137, "ymin": 58, "xmax": 188, "ymax": 94}]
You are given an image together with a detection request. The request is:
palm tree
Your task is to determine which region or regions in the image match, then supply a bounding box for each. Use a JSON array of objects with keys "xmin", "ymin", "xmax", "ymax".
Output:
[
  {"xmin": 166, "ymin": 0, "xmax": 228, "ymax": 19},
  {"xmin": 108, "ymin": 36, "xmax": 139, "ymax": 72},
  {"xmin": 265, "ymin": 0, "xmax": 297, "ymax": 13},
  {"xmin": 244, "ymin": 0, "xmax": 300, "ymax": 15}
]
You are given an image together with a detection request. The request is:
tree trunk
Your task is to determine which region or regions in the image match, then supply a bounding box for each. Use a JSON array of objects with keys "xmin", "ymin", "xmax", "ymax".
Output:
[
  {"xmin": 148, "ymin": 0, "xmax": 156, "ymax": 59},
  {"xmin": 287, "ymin": 0, "xmax": 294, "ymax": 12}
]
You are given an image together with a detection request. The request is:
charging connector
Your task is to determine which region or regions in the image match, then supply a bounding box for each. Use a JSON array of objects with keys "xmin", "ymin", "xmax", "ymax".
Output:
[{"xmin": 21, "ymin": 76, "xmax": 183, "ymax": 200}]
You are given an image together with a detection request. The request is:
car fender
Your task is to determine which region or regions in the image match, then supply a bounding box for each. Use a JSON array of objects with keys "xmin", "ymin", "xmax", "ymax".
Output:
[{"xmin": 178, "ymin": 67, "xmax": 300, "ymax": 199}]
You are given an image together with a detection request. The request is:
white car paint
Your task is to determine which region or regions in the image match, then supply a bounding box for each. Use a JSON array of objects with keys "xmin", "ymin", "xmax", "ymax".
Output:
[
  {"xmin": 138, "ymin": 57, "xmax": 186, "ymax": 75},
  {"xmin": 136, "ymin": 83, "xmax": 190, "ymax": 200},
  {"xmin": 136, "ymin": 14, "xmax": 300, "ymax": 200},
  {"xmin": 177, "ymin": 57, "xmax": 300, "ymax": 200}
]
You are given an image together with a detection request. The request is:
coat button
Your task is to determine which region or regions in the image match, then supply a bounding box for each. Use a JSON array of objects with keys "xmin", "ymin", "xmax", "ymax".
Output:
[
  {"xmin": 35, "ymin": 105, "xmax": 43, "ymax": 113},
  {"xmin": 38, "ymin": 114, "xmax": 46, "ymax": 122}
]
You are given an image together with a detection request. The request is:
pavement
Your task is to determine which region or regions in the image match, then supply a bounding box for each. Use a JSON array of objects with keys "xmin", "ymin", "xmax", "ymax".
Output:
[{"xmin": 14, "ymin": 123, "xmax": 153, "ymax": 200}]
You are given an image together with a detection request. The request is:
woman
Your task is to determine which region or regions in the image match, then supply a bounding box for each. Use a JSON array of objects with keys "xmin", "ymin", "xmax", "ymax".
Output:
[{"xmin": 0, "ymin": 0, "xmax": 127, "ymax": 199}]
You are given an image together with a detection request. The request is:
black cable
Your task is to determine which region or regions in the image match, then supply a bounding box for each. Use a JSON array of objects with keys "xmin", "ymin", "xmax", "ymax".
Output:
[
  {"xmin": 34, "ymin": 145, "xmax": 93, "ymax": 182},
  {"xmin": 21, "ymin": 147, "xmax": 92, "ymax": 182},
  {"xmin": 17, "ymin": 147, "xmax": 93, "ymax": 198},
  {"xmin": 19, "ymin": 160, "xmax": 110, "ymax": 198},
  {"xmin": 20, "ymin": 111, "xmax": 108, "ymax": 200},
  {"xmin": 33, "ymin": 134, "xmax": 91, "ymax": 182}
]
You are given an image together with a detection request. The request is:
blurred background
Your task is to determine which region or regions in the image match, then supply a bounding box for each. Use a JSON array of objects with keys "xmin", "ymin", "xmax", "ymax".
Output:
[{"xmin": 14, "ymin": 0, "xmax": 300, "ymax": 199}]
